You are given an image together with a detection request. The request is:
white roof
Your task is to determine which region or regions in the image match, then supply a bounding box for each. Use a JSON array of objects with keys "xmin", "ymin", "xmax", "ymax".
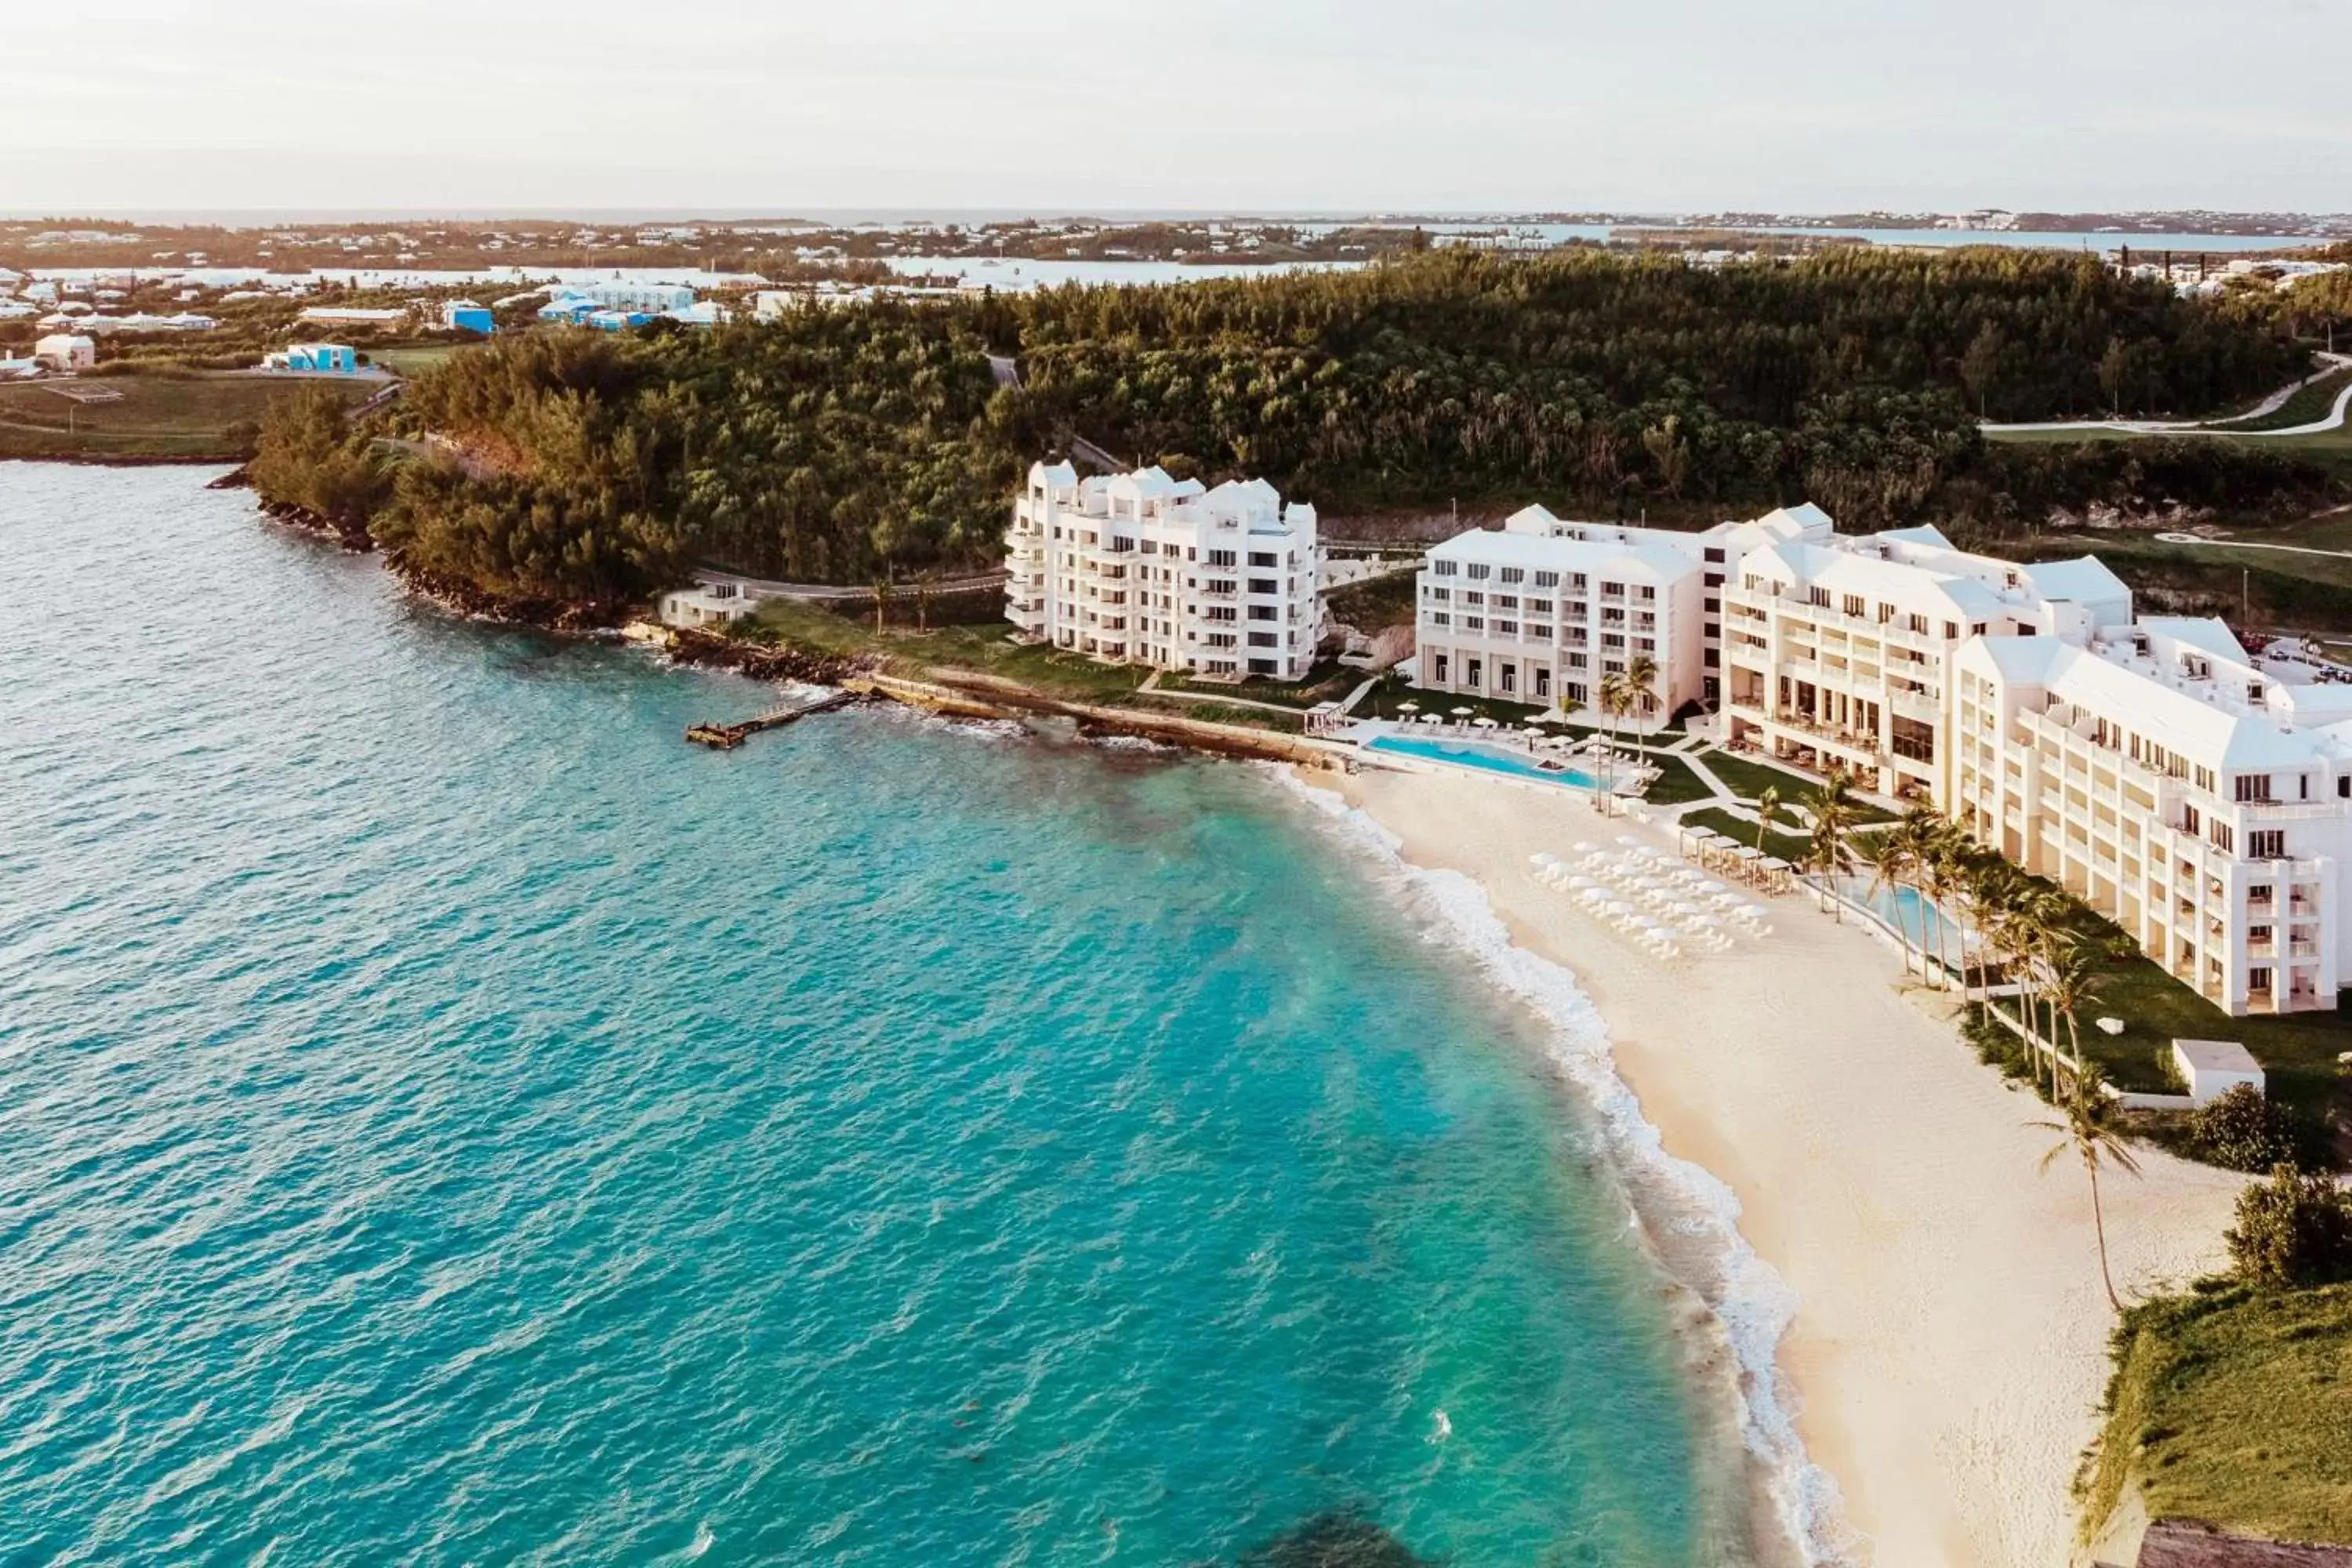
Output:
[
  {"xmin": 2022, "ymin": 556, "xmax": 2131, "ymax": 605},
  {"xmin": 1428, "ymin": 528, "xmax": 1700, "ymax": 585},
  {"xmin": 1964, "ymin": 637, "xmax": 2328, "ymax": 770},
  {"xmin": 2173, "ymin": 1038, "xmax": 2260, "ymax": 1076},
  {"xmin": 2136, "ymin": 615, "xmax": 2249, "ymax": 662}
]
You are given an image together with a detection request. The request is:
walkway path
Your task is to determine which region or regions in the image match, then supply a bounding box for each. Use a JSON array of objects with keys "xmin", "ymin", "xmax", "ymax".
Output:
[
  {"xmin": 1134, "ymin": 668, "xmax": 1316, "ymax": 717},
  {"xmin": 693, "ymin": 567, "xmax": 1008, "ymax": 601},
  {"xmin": 1982, "ymin": 354, "xmax": 2352, "ymax": 437}
]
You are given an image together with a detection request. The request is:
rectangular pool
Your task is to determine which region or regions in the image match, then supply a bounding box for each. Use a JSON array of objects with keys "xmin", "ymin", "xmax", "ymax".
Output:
[{"xmin": 1365, "ymin": 733, "xmax": 1599, "ymax": 789}]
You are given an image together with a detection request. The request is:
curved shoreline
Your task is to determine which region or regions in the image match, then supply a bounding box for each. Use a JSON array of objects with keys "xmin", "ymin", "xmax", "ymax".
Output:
[{"xmin": 1269, "ymin": 767, "xmax": 1842, "ymax": 1568}]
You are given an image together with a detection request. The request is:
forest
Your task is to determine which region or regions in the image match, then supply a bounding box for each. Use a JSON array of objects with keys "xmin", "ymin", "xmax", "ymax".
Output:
[{"xmin": 252, "ymin": 248, "xmax": 2333, "ymax": 603}]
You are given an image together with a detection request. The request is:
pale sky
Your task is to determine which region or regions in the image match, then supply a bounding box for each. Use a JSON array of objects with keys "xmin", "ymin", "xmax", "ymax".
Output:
[{"xmin": 2, "ymin": 0, "xmax": 2346, "ymax": 216}]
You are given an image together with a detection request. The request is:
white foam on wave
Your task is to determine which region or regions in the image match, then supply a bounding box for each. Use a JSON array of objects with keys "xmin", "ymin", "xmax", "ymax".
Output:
[{"xmin": 1265, "ymin": 766, "xmax": 1857, "ymax": 1568}]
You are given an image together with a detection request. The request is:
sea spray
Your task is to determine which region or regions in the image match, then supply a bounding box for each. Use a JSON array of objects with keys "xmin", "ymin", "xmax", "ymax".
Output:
[{"xmin": 1265, "ymin": 767, "xmax": 1860, "ymax": 1568}]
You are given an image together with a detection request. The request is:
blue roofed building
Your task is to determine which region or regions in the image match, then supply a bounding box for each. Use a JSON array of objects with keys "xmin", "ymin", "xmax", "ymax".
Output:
[{"xmin": 441, "ymin": 300, "xmax": 494, "ymax": 336}]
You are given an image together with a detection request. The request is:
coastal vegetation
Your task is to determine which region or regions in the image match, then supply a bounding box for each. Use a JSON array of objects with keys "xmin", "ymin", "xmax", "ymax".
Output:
[
  {"xmin": 2081, "ymin": 1171, "xmax": 2352, "ymax": 1551},
  {"xmin": 0, "ymin": 371, "xmax": 371, "ymax": 461},
  {"xmin": 246, "ymin": 249, "xmax": 2338, "ymax": 605}
]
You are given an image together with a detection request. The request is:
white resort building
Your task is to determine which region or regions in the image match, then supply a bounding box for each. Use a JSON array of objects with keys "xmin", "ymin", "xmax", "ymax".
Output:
[
  {"xmin": 1414, "ymin": 501, "xmax": 1834, "ymax": 717},
  {"xmin": 1415, "ymin": 504, "xmax": 2352, "ymax": 1016},
  {"xmin": 1007, "ymin": 461, "xmax": 1324, "ymax": 681}
]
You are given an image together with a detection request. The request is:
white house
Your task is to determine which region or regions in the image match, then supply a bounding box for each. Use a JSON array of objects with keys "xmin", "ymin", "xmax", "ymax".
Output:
[
  {"xmin": 33, "ymin": 334, "xmax": 96, "ymax": 372},
  {"xmin": 657, "ymin": 583, "xmax": 756, "ymax": 629},
  {"xmin": 1007, "ymin": 460, "xmax": 1325, "ymax": 682},
  {"xmin": 575, "ymin": 280, "xmax": 696, "ymax": 314},
  {"xmin": 297, "ymin": 306, "xmax": 408, "ymax": 328}
]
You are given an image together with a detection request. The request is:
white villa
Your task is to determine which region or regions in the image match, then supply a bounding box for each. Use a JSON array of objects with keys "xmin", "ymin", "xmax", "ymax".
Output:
[
  {"xmin": 1416, "ymin": 505, "xmax": 2352, "ymax": 1016},
  {"xmin": 1007, "ymin": 461, "xmax": 1324, "ymax": 682}
]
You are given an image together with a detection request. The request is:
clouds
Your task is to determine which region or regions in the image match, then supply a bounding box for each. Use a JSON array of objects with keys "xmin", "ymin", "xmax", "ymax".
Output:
[{"xmin": 0, "ymin": 0, "xmax": 2343, "ymax": 212}]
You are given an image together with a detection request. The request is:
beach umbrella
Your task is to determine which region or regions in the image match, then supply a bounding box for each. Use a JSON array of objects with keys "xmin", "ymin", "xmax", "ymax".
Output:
[
  {"xmin": 1450, "ymin": 706, "xmax": 1473, "ymax": 717},
  {"xmin": 1571, "ymin": 840, "xmax": 1594, "ymax": 853},
  {"xmin": 1418, "ymin": 713, "xmax": 1440, "ymax": 724},
  {"xmin": 1530, "ymin": 852, "xmax": 1556, "ymax": 867},
  {"xmin": 1397, "ymin": 702, "xmax": 1420, "ymax": 713},
  {"xmin": 1472, "ymin": 716, "xmax": 1497, "ymax": 729}
]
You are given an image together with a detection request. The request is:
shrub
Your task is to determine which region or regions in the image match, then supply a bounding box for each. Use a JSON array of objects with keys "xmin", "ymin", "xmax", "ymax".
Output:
[
  {"xmin": 2190, "ymin": 1083, "xmax": 2297, "ymax": 1172},
  {"xmin": 2224, "ymin": 1163, "xmax": 2352, "ymax": 1290}
]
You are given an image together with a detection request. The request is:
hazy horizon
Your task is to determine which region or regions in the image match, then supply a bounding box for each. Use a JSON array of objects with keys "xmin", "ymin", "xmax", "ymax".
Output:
[{"xmin": 2, "ymin": 0, "xmax": 2347, "ymax": 214}]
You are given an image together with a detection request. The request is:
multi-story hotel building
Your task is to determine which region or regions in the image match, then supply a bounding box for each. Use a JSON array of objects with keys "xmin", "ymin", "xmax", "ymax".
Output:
[
  {"xmin": 1952, "ymin": 621, "xmax": 2351, "ymax": 1015},
  {"xmin": 1006, "ymin": 461, "xmax": 1324, "ymax": 681},
  {"xmin": 1414, "ymin": 502, "xmax": 1832, "ymax": 717},
  {"xmin": 1414, "ymin": 504, "xmax": 2352, "ymax": 1014}
]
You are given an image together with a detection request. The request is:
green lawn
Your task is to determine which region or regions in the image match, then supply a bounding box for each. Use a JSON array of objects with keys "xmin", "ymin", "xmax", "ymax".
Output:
[
  {"xmin": 1698, "ymin": 748, "xmax": 1834, "ymax": 802},
  {"xmin": 2078, "ymin": 958, "xmax": 2352, "ymax": 1145},
  {"xmin": 372, "ymin": 343, "xmax": 475, "ymax": 377},
  {"xmin": 0, "ymin": 372, "xmax": 372, "ymax": 459},
  {"xmin": 1635, "ymin": 750, "xmax": 1715, "ymax": 805},
  {"xmin": 2084, "ymin": 1279, "xmax": 2352, "ymax": 1551},
  {"xmin": 1356, "ymin": 683, "xmax": 1555, "ymax": 728}
]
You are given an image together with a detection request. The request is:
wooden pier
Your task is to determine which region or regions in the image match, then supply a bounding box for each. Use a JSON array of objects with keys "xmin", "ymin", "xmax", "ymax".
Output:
[{"xmin": 684, "ymin": 690, "xmax": 855, "ymax": 749}]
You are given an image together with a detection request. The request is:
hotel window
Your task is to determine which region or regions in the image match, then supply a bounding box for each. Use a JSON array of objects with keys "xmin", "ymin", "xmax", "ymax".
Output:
[
  {"xmin": 1466, "ymin": 563, "xmax": 1492, "ymax": 580},
  {"xmin": 2340, "ymin": 777, "xmax": 2350, "ymax": 799},
  {"xmin": 2211, "ymin": 821, "xmax": 2234, "ymax": 853},
  {"xmin": 2234, "ymin": 774, "xmax": 2273, "ymax": 803},
  {"xmin": 2250, "ymin": 829, "xmax": 2286, "ymax": 860},
  {"xmin": 1704, "ymin": 547, "xmax": 1726, "ymax": 564},
  {"xmin": 1534, "ymin": 570, "xmax": 1559, "ymax": 588},
  {"xmin": 1704, "ymin": 572, "xmax": 1724, "ymax": 588},
  {"xmin": 1248, "ymin": 631, "xmax": 1279, "ymax": 648},
  {"xmin": 1247, "ymin": 605, "xmax": 1277, "ymax": 621},
  {"xmin": 1909, "ymin": 614, "xmax": 1929, "ymax": 634},
  {"xmin": 1428, "ymin": 612, "xmax": 1450, "ymax": 627},
  {"xmin": 1249, "ymin": 551, "xmax": 1277, "ymax": 568},
  {"xmin": 1433, "ymin": 560, "xmax": 1458, "ymax": 576},
  {"xmin": 1529, "ymin": 623, "xmax": 1553, "ymax": 641},
  {"xmin": 1248, "ymin": 578, "xmax": 1277, "ymax": 594},
  {"xmin": 1207, "ymin": 550, "xmax": 1236, "ymax": 567},
  {"xmin": 1534, "ymin": 669, "xmax": 1552, "ymax": 698},
  {"xmin": 1432, "ymin": 654, "xmax": 1450, "ymax": 682},
  {"xmin": 1204, "ymin": 606, "xmax": 1236, "ymax": 622},
  {"xmin": 1493, "ymin": 619, "xmax": 1519, "ymax": 635},
  {"xmin": 1704, "ymin": 597, "xmax": 1720, "ymax": 613},
  {"xmin": 1463, "ymin": 615, "xmax": 1485, "ymax": 631},
  {"xmin": 1567, "ymin": 652, "xmax": 1588, "ymax": 670},
  {"xmin": 1570, "ymin": 574, "xmax": 1588, "ymax": 592},
  {"xmin": 1637, "ymin": 586, "xmax": 1656, "ymax": 601},
  {"xmin": 1466, "ymin": 659, "xmax": 1483, "ymax": 688},
  {"xmin": 1842, "ymin": 593, "xmax": 1867, "ymax": 617},
  {"xmin": 2250, "ymin": 966, "xmax": 2273, "ymax": 994},
  {"xmin": 1494, "ymin": 594, "xmax": 1519, "ymax": 610},
  {"xmin": 1808, "ymin": 586, "xmax": 1831, "ymax": 608},
  {"xmin": 1463, "ymin": 590, "xmax": 1485, "ymax": 605},
  {"xmin": 1428, "ymin": 585, "xmax": 1450, "ymax": 601},
  {"xmin": 1500, "ymin": 567, "xmax": 1525, "ymax": 585},
  {"xmin": 1602, "ymin": 633, "xmax": 1624, "ymax": 650},
  {"xmin": 1500, "ymin": 666, "xmax": 1517, "ymax": 694}
]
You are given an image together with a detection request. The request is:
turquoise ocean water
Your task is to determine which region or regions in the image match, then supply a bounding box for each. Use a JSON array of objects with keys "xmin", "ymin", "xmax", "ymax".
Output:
[{"xmin": 0, "ymin": 466, "xmax": 1740, "ymax": 1565}]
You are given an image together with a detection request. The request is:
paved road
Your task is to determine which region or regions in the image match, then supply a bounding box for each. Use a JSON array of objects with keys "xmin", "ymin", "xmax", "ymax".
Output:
[
  {"xmin": 694, "ymin": 568, "xmax": 1008, "ymax": 602},
  {"xmin": 1982, "ymin": 354, "xmax": 2352, "ymax": 437}
]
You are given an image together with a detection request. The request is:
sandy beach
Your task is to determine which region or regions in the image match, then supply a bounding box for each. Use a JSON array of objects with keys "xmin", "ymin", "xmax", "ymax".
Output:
[{"xmin": 1298, "ymin": 763, "xmax": 2245, "ymax": 1568}]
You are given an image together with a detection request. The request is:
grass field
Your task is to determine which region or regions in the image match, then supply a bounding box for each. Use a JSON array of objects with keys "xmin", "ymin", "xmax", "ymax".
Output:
[
  {"xmin": 2085, "ymin": 1279, "xmax": 2352, "ymax": 1550},
  {"xmin": 372, "ymin": 344, "xmax": 475, "ymax": 377},
  {"xmin": 2207, "ymin": 365, "xmax": 2352, "ymax": 433},
  {"xmin": 0, "ymin": 373, "xmax": 372, "ymax": 460}
]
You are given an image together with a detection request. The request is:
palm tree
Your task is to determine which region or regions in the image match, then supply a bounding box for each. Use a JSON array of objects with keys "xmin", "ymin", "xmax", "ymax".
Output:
[
  {"xmin": 1803, "ymin": 769, "xmax": 1859, "ymax": 920},
  {"xmin": 2032, "ymin": 1071, "xmax": 2143, "ymax": 1313},
  {"xmin": 1596, "ymin": 668, "xmax": 1635, "ymax": 816},
  {"xmin": 1752, "ymin": 785, "xmax": 1782, "ymax": 858},
  {"xmin": 1624, "ymin": 652, "xmax": 1660, "ymax": 729},
  {"xmin": 872, "ymin": 574, "xmax": 895, "ymax": 633},
  {"xmin": 1915, "ymin": 817, "xmax": 1967, "ymax": 993},
  {"xmin": 2038, "ymin": 941, "xmax": 2107, "ymax": 1087},
  {"xmin": 1860, "ymin": 819, "xmax": 1922, "ymax": 977}
]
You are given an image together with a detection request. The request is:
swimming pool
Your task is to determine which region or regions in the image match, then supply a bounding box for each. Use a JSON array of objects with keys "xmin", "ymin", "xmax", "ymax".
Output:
[
  {"xmin": 1835, "ymin": 875, "xmax": 1965, "ymax": 971},
  {"xmin": 1365, "ymin": 733, "xmax": 1600, "ymax": 789}
]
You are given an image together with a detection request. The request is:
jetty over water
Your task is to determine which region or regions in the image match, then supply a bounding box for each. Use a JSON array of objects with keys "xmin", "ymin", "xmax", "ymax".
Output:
[{"xmin": 684, "ymin": 689, "xmax": 855, "ymax": 749}]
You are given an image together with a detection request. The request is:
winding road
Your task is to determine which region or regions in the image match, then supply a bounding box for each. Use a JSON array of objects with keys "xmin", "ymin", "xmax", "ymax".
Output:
[{"xmin": 1981, "ymin": 353, "xmax": 2352, "ymax": 437}]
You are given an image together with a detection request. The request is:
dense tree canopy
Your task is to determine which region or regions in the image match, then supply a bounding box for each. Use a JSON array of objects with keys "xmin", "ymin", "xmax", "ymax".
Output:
[{"xmin": 256, "ymin": 249, "xmax": 2318, "ymax": 602}]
